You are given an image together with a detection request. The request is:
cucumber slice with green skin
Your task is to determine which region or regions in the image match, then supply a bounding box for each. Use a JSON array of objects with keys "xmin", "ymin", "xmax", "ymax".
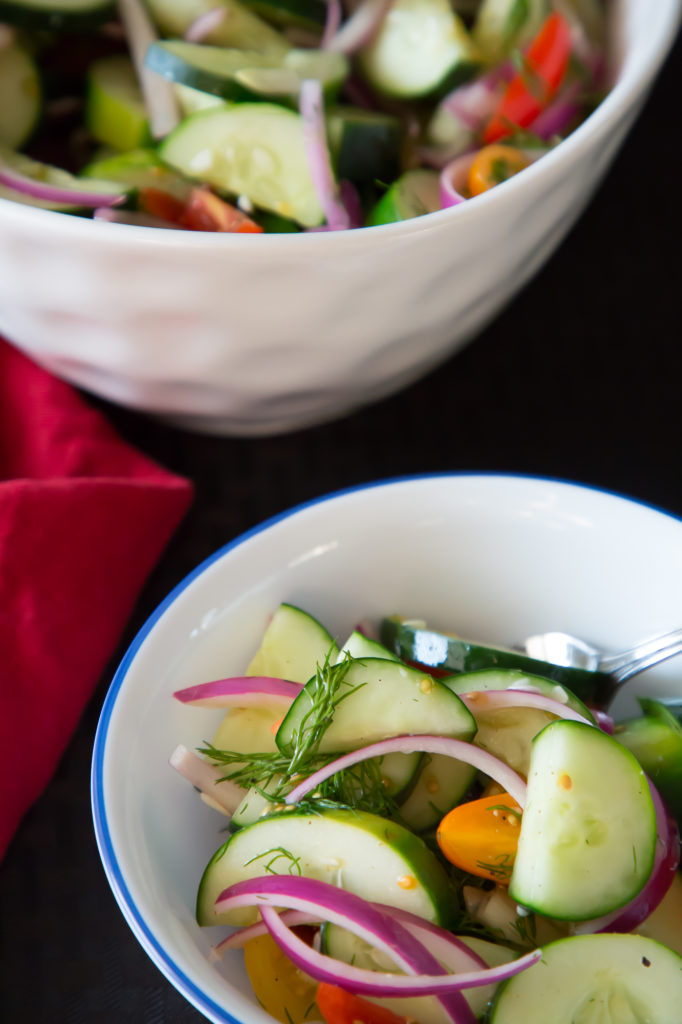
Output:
[
  {"xmin": 0, "ymin": 38, "xmax": 40, "ymax": 150},
  {"xmin": 472, "ymin": 0, "xmax": 549, "ymax": 64},
  {"xmin": 276, "ymin": 657, "xmax": 477, "ymax": 755},
  {"xmin": 0, "ymin": 146, "xmax": 127, "ymax": 210},
  {"xmin": 159, "ymin": 103, "xmax": 324, "ymax": 226},
  {"xmin": 509, "ymin": 721, "xmax": 657, "ymax": 921},
  {"xmin": 490, "ymin": 933, "xmax": 682, "ymax": 1024},
  {"xmin": 196, "ymin": 807, "xmax": 458, "ymax": 927},
  {"xmin": 175, "ymin": 83, "xmax": 229, "ymax": 116},
  {"xmin": 0, "ymin": 0, "xmax": 114, "ymax": 29},
  {"xmin": 614, "ymin": 698, "xmax": 682, "ymax": 822},
  {"xmin": 444, "ymin": 669, "xmax": 596, "ymax": 776},
  {"xmin": 320, "ymin": 925, "xmax": 516, "ymax": 1021},
  {"xmin": 85, "ymin": 55, "xmax": 151, "ymax": 152},
  {"xmin": 242, "ymin": 0, "xmax": 326, "ymax": 32},
  {"xmin": 144, "ymin": 0, "xmax": 290, "ymax": 57},
  {"xmin": 335, "ymin": 630, "xmax": 401, "ymax": 663},
  {"xmin": 396, "ymin": 752, "xmax": 475, "ymax": 832},
  {"xmin": 380, "ymin": 617, "xmax": 616, "ymax": 707},
  {"xmin": 145, "ymin": 41, "xmax": 348, "ymax": 104},
  {"xmin": 359, "ymin": 0, "xmax": 480, "ymax": 99},
  {"xmin": 366, "ymin": 170, "xmax": 441, "ymax": 226},
  {"xmin": 81, "ymin": 147, "xmax": 193, "ymax": 200},
  {"xmin": 245, "ymin": 603, "xmax": 338, "ymax": 681},
  {"xmin": 326, "ymin": 107, "xmax": 402, "ymax": 184}
]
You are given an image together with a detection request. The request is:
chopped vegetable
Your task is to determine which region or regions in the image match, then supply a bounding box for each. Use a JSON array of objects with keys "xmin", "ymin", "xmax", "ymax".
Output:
[{"xmin": 437, "ymin": 791, "xmax": 522, "ymax": 883}]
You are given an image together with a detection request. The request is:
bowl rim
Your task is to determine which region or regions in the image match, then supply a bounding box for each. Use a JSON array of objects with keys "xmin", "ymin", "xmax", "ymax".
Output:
[
  {"xmin": 90, "ymin": 469, "xmax": 682, "ymax": 1024},
  {"xmin": 4, "ymin": 0, "xmax": 682, "ymax": 250}
]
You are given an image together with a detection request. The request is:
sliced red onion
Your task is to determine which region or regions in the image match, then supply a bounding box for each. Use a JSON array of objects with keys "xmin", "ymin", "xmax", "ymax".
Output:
[
  {"xmin": 571, "ymin": 780, "xmax": 680, "ymax": 936},
  {"xmin": 93, "ymin": 207, "xmax": 179, "ymax": 227},
  {"xmin": 260, "ymin": 903, "xmax": 540, "ymax": 996},
  {"xmin": 299, "ymin": 78, "xmax": 350, "ymax": 230},
  {"xmin": 173, "ymin": 676, "xmax": 302, "ymax": 709},
  {"xmin": 0, "ymin": 159, "xmax": 127, "ymax": 208},
  {"xmin": 324, "ymin": 0, "xmax": 394, "ymax": 53},
  {"xmin": 213, "ymin": 909, "xmax": 318, "ymax": 955},
  {"xmin": 439, "ymin": 64, "xmax": 512, "ymax": 132},
  {"xmin": 184, "ymin": 6, "xmax": 227, "ymax": 42},
  {"xmin": 529, "ymin": 82, "xmax": 582, "ymax": 140},
  {"xmin": 169, "ymin": 744, "xmax": 245, "ymax": 813},
  {"xmin": 284, "ymin": 735, "xmax": 527, "ymax": 807},
  {"xmin": 438, "ymin": 151, "xmax": 477, "ymax": 208},
  {"xmin": 460, "ymin": 688, "xmax": 593, "ymax": 724},
  {"xmin": 592, "ymin": 709, "xmax": 615, "ymax": 734},
  {"xmin": 321, "ymin": 0, "xmax": 342, "ymax": 48},
  {"xmin": 118, "ymin": 0, "xmax": 180, "ymax": 139}
]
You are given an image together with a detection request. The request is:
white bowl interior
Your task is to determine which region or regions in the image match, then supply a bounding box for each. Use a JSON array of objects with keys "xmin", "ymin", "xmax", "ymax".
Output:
[{"xmin": 92, "ymin": 475, "xmax": 682, "ymax": 1022}]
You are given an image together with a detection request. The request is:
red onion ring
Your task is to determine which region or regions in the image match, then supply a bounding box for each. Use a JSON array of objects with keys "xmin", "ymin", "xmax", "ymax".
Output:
[
  {"xmin": 439, "ymin": 63, "xmax": 512, "ymax": 132},
  {"xmin": 299, "ymin": 78, "xmax": 350, "ymax": 230},
  {"xmin": 0, "ymin": 159, "xmax": 127, "ymax": 208},
  {"xmin": 215, "ymin": 876, "xmax": 477, "ymax": 1022},
  {"xmin": 173, "ymin": 676, "xmax": 302, "ymax": 709},
  {"xmin": 460, "ymin": 688, "xmax": 593, "ymax": 723},
  {"xmin": 284, "ymin": 734, "xmax": 527, "ymax": 807},
  {"xmin": 118, "ymin": 0, "xmax": 180, "ymax": 139},
  {"xmin": 325, "ymin": 0, "xmax": 394, "ymax": 54},
  {"xmin": 169, "ymin": 744, "xmax": 245, "ymax": 813},
  {"xmin": 438, "ymin": 152, "xmax": 477, "ymax": 209},
  {"xmin": 184, "ymin": 6, "xmax": 227, "ymax": 42},
  {"xmin": 321, "ymin": 0, "xmax": 342, "ymax": 48}
]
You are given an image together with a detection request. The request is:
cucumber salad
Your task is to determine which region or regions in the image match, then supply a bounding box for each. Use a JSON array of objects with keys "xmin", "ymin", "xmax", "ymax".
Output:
[
  {"xmin": 172, "ymin": 604, "xmax": 682, "ymax": 1024},
  {"xmin": 0, "ymin": 0, "xmax": 607, "ymax": 231}
]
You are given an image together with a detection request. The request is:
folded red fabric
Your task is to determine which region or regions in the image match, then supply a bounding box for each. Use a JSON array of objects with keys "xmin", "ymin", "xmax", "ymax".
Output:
[{"xmin": 0, "ymin": 339, "xmax": 193, "ymax": 860}]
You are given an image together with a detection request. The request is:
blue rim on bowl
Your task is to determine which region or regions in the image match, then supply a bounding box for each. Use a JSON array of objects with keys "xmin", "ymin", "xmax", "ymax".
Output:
[{"xmin": 90, "ymin": 471, "xmax": 681, "ymax": 1023}]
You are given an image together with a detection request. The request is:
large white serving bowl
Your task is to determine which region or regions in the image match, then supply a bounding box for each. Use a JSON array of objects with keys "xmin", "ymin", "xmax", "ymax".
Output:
[
  {"xmin": 92, "ymin": 473, "xmax": 682, "ymax": 1023},
  {"xmin": 1, "ymin": 1, "xmax": 681, "ymax": 436}
]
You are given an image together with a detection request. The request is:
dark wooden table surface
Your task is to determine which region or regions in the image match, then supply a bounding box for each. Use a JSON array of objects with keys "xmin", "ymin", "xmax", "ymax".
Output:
[{"xmin": 1, "ymin": 24, "xmax": 681, "ymax": 1023}]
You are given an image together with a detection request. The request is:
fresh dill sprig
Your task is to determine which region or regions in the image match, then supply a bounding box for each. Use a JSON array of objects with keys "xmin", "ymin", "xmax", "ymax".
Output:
[{"xmin": 199, "ymin": 650, "xmax": 377, "ymax": 809}]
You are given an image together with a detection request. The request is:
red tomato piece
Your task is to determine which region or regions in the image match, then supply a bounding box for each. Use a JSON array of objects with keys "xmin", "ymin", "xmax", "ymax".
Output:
[
  {"xmin": 483, "ymin": 12, "xmax": 573, "ymax": 143},
  {"xmin": 317, "ymin": 984, "xmax": 409, "ymax": 1024},
  {"xmin": 179, "ymin": 187, "xmax": 263, "ymax": 233}
]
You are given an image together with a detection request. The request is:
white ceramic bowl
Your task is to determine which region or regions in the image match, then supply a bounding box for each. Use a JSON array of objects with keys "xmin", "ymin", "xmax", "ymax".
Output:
[
  {"xmin": 1, "ymin": 1, "xmax": 681, "ymax": 436},
  {"xmin": 92, "ymin": 473, "xmax": 682, "ymax": 1023}
]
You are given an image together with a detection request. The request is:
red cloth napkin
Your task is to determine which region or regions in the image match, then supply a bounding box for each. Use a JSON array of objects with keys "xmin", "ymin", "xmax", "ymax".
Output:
[{"xmin": 0, "ymin": 339, "xmax": 193, "ymax": 860}]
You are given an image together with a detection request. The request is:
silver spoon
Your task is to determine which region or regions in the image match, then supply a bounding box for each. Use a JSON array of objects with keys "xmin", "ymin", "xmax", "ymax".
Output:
[{"xmin": 522, "ymin": 627, "xmax": 682, "ymax": 685}]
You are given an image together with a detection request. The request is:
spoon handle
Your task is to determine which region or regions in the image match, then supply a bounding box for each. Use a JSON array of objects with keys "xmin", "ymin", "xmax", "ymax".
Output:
[{"xmin": 599, "ymin": 627, "xmax": 682, "ymax": 683}]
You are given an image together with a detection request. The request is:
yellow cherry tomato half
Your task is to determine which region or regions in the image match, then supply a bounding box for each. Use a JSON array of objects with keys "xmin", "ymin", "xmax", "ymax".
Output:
[
  {"xmin": 436, "ymin": 791, "xmax": 522, "ymax": 884},
  {"xmin": 243, "ymin": 932, "xmax": 319, "ymax": 1024},
  {"xmin": 467, "ymin": 145, "xmax": 529, "ymax": 196}
]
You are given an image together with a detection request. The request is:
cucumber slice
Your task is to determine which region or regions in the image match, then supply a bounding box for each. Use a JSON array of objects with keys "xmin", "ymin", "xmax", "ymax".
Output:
[
  {"xmin": 367, "ymin": 170, "xmax": 441, "ymax": 226},
  {"xmin": 242, "ymin": 0, "xmax": 326, "ymax": 31},
  {"xmin": 490, "ymin": 933, "xmax": 682, "ymax": 1023},
  {"xmin": 320, "ymin": 925, "xmax": 517, "ymax": 1021},
  {"xmin": 509, "ymin": 721, "xmax": 657, "ymax": 921},
  {"xmin": 335, "ymin": 630, "xmax": 400, "ymax": 663},
  {"xmin": 360, "ymin": 0, "xmax": 480, "ymax": 99},
  {"xmin": 246, "ymin": 603, "xmax": 338, "ymax": 681},
  {"xmin": 472, "ymin": 0, "xmax": 549, "ymax": 64},
  {"xmin": 144, "ymin": 0, "xmax": 290, "ymax": 57},
  {"xmin": 145, "ymin": 40, "xmax": 348, "ymax": 103},
  {"xmin": 614, "ymin": 698, "xmax": 682, "ymax": 822},
  {"xmin": 326, "ymin": 107, "xmax": 402, "ymax": 183},
  {"xmin": 276, "ymin": 657, "xmax": 476, "ymax": 754},
  {"xmin": 0, "ymin": 146, "xmax": 127, "ymax": 210},
  {"xmin": 0, "ymin": 38, "xmax": 40, "ymax": 149},
  {"xmin": 0, "ymin": 0, "xmax": 114, "ymax": 29},
  {"xmin": 81, "ymin": 147, "xmax": 192, "ymax": 200},
  {"xmin": 397, "ymin": 753, "xmax": 475, "ymax": 832},
  {"xmin": 380, "ymin": 617, "xmax": 615, "ymax": 707},
  {"xmin": 444, "ymin": 669, "xmax": 596, "ymax": 776},
  {"xmin": 85, "ymin": 55, "xmax": 151, "ymax": 152},
  {"xmin": 196, "ymin": 807, "xmax": 458, "ymax": 927},
  {"xmin": 175, "ymin": 83, "xmax": 229, "ymax": 116},
  {"xmin": 159, "ymin": 103, "xmax": 324, "ymax": 226}
]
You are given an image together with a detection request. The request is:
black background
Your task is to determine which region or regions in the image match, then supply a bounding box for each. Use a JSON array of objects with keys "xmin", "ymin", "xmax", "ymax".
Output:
[{"xmin": 1, "ymin": 21, "xmax": 681, "ymax": 1023}]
